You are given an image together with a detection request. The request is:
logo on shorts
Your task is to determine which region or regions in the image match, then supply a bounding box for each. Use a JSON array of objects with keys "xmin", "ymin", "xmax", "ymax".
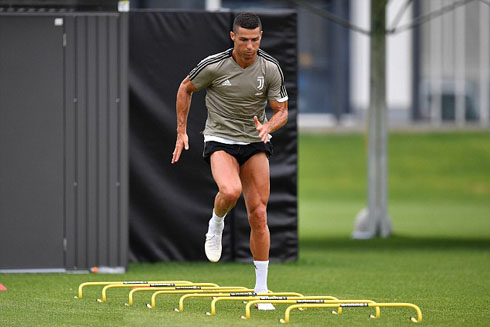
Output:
[{"xmin": 221, "ymin": 79, "xmax": 232, "ymax": 86}]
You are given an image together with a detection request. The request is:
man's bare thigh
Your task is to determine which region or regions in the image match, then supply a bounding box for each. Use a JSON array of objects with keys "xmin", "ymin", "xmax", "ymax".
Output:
[
  {"xmin": 210, "ymin": 150, "xmax": 241, "ymax": 189},
  {"xmin": 240, "ymin": 152, "xmax": 270, "ymax": 208}
]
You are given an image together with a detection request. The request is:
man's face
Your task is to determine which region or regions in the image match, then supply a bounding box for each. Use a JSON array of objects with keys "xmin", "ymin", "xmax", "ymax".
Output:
[{"xmin": 230, "ymin": 26, "xmax": 262, "ymax": 60}]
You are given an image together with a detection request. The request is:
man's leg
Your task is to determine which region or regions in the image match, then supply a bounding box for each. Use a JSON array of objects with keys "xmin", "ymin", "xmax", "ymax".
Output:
[
  {"xmin": 205, "ymin": 151, "xmax": 241, "ymax": 262},
  {"xmin": 239, "ymin": 152, "xmax": 274, "ymax": 310},
  {"xmin": 240, "ymin": 152, "xmax": 270, "ymax": 260},
  {"xmin": 210, "ymin": 151, "xmax": 242, "ymax": 216}
]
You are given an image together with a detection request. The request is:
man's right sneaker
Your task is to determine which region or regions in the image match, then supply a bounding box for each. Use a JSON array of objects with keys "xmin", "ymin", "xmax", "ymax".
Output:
[
  {"xmin": 254, "ymin": 289, "xmax": 275, "ymax": 310},
  {"xmin": 256, "ymin": 303, "xmax": 276, "ymax": 310},
  {"xmin": 205, "ymin": 232, "xmax": 222, "ymax": 262}
]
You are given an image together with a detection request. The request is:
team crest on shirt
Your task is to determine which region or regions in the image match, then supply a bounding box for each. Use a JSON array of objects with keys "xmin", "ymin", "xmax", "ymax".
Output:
[
  {"xmin": 255, "ymin": 76, "xmax": 264, "ymax": 96},
  {"xmin": 257, "ymin": 76, "xmax": 264, "ymax": 90}
]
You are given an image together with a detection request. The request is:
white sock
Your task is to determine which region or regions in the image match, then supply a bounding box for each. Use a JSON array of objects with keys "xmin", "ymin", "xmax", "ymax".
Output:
[
  {"xmin": 253, "ymin": 260, "xmax": 269, "ymax": 293},
  {"xmin": 207, "ymin": 210, "xmax": 226, "ymax": 234}
]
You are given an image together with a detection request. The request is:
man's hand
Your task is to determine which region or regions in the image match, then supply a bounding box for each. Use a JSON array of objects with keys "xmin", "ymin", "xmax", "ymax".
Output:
[
  {"xmin": 254, "ymin": 116, "xmax": 271, "ymax": 143},
  {"xmin": 171, "ymin": 133, "xmax": 189, "ymax": 164}
]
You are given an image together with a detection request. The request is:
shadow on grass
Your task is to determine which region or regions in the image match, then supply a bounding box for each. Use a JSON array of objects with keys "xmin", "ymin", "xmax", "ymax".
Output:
[{"xmin": 299, "ymin": 234, "xmax": 490, "ymax": 251}]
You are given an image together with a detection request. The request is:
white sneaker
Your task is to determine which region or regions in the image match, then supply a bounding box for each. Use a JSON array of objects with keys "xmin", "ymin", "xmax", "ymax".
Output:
[
  {"xmin": 254, "ymin": 289, "xmax": 275, "ymax": 311},
  {"xmin": 205, "ymin": 232, "xmax": 222, "ymax": 262},
  {"xmin": 256, "ymin": 303, "xmax": 276, "ymax": 311}
]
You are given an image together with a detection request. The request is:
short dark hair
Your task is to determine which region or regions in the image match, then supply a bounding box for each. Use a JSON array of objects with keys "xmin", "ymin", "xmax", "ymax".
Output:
[{"xmin": 233, "ymin": 12, "xmax": 262, "ymax": 33}]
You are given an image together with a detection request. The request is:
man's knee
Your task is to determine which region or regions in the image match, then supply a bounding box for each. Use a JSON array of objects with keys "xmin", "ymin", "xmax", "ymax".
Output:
[
  {"xmin": 248, "ymin": 205, "xmax": 268, "ymax": 231},
  {"xmin": 219, "ymin": 185, "xmax": 242, "ymax": 204}
]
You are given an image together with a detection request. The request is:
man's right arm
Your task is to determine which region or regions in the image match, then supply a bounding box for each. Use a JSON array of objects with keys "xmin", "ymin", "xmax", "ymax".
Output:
[{"xmin": 171, "ymin": 76, "xmax": 198, "ymax": 164}]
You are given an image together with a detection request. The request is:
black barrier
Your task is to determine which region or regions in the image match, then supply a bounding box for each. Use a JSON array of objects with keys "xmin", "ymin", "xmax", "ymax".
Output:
[{"xmin": 129, "ymin": 10, "xmax": 297, "ymax": 262}]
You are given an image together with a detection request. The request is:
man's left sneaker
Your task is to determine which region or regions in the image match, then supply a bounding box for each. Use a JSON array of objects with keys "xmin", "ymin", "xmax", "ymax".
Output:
[{"xmin": 205, "ymin": 232, "xmax": 222, "ymax": 262}]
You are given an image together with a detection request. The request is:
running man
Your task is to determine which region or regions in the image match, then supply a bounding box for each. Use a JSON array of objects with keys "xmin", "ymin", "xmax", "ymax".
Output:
[{"xmin": 171, "ymin": 12, "xmax": 288, "ymax": 310}]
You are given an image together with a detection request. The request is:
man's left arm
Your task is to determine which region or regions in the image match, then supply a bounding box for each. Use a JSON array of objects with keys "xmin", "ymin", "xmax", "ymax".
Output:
[{"xmin": 254, "ymin": 100, "xmax": 288, "ymax": 143}]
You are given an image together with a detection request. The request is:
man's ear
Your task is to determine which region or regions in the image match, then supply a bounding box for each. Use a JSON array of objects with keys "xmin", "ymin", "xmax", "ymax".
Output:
[{"xmin": 230, "ymin": 31, "xmax": 235, "ymax": 41}]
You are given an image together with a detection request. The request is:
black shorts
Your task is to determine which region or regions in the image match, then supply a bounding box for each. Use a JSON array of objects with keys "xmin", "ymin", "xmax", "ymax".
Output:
[{"xmin": 203, "ymin": 141, "xmax": 273, "ymax": 166}]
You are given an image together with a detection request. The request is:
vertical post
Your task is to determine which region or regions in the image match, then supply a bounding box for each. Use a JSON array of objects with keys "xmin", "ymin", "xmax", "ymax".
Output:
[
  {"xmin": 455, "ymin": 3, "xmax": 466, "ymax": 126},
  {"xmin": 430, "ymin": 0, "xmax": 442, "ymax": 126},
  {"xmin": 412, "ymin": 0, "xmax": 421, "ymax": 120},
  {"xmin": 119, "ymin": 10, "xmax": 129, "ymax": 270},
  {"xmin": 352, "ymin": 0, "xmax": 392, "ymax": 239},
  {"xmin": 480, "ymin": 2, "xmax": 490, "ymax": 127}
]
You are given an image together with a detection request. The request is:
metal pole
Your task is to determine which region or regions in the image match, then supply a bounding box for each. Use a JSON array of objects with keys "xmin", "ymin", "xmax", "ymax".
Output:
[
  {"xmin": 430, "ymin": 0, "xmax": 443, "ymax": 126},
  {"xmin": 480, "ymin": 2, "xmax": 490, "ymax": 127},
  {"xmin": 353, "ymin": 0, "xmax": 392, "ymax": 239},
  {"xmin": 455, "ymin": 3, "xmax": 466, "ymax": 126}
]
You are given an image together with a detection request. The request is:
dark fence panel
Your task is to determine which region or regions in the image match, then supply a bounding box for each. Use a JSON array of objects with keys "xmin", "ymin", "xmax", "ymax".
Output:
[
  {"xmin": 233, "ymin": 10, "xmax": 298, "ymax": 263},
  {"xmin": 129, "ymin": 10, "xmax": 297, "ymax": 262},
  {"xmin": 63, "ymin": 13, "xmax": 129, "ymax": 270},
  {"xmin": 0, "ymin": 15, "xmax": 65, "ymax": 269},
  {"xmin": 0, "ymin": 12, "xmax": 128, "ymax": 271}
]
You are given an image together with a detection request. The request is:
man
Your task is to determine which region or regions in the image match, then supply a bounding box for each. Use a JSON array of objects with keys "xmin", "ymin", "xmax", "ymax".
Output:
[{"xmin": 171, "ymin": 12, "xmax": 288, "ymax": 310}]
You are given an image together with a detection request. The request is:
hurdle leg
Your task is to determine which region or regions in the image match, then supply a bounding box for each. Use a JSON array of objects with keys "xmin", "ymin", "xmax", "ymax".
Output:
[
  {"xmin": 208, "ymin": 293, "xmax": 304, "ymax": 316},
  {"xmin": 100, "ymin": 282, "xmax": 219, "ymax": 303},
  {"xmin": 280, "ymin": 303, "xmax": 422, "ymax": 324},
  {"xmin": 176, "ymin": 292, "xmax": 254, "ymax": 312},
  {"xmin": 242, "ymin": 298, "xmax": 375, "ymax": 320},
  {"xmin": 371, "ymin": 303, "xmax": 422, "ymax": 323},
  {"xmin": 150, "ymin": 287, "xmax": 249, "ymax": 309},
  {"xmin": 76, "ymin": 280, "xmax": 192, "ymax": 299}
]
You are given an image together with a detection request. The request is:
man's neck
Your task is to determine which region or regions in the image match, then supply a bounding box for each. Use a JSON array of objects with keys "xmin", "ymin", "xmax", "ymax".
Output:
[{"xmin": 232, "ymin": 49, "xmax": 256, "ymax": 69}]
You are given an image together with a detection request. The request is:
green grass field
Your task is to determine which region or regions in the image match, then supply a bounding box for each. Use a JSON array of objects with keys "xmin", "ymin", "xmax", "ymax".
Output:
[{"xmin": 1, "ymin": 131, "xmax": 489, "ymax": 326}]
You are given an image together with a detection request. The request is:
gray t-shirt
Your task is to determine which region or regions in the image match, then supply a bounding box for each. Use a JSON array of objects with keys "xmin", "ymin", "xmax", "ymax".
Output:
[{"xmin": 188, "ymin": 48, "xmax": 288, "ymax": 143}]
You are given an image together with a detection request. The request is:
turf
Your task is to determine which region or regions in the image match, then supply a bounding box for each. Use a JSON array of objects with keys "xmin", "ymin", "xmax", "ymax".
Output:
[{"xmin": 1, "ymin": 131, "xmax": 489, "ymax": 326}]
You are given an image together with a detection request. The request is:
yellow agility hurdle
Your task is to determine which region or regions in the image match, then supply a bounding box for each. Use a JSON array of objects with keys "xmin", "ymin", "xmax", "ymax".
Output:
[
  {"xmin": 149, "ymin": 286, "xmax": 251, "ymax": 309},
  {"xmin": 241, "ymin": 298, "xmax": 380, "ymax": 320},
  {"xmin": 128, "ymin": 286, "xmax": 250, "ymax": 306},
  {"xmin": 99, "ymin": 282, "xmax": 219, "ymax": 303},
  {"xmin": 279, "ymin": 302, "xmax": 423, "ymax": 324},
  {"xmin": 206, "ymin": 293, "xmax": 309, "ymax": 316},
  {"xmin": 175, "ymin": 291, "xmax": 274, "ymax": 312},
  {"xmin": 76, "ymin": 280, "xmax": 193, "ymax": 299}
]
